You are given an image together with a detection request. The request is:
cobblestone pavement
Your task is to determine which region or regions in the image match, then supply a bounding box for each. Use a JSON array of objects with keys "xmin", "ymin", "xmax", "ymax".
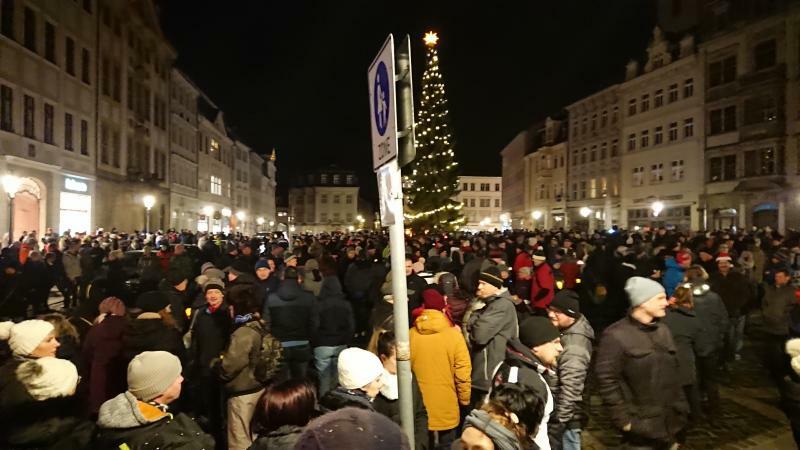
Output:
[{"xmin": 583, "ymin": 320, "xmax": 795, "ymax": 449}]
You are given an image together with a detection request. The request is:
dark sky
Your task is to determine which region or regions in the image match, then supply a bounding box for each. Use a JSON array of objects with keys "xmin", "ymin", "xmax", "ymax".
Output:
[{"xmin": 158, "ymin": 1, "xmax": 657, "ymax": 203}]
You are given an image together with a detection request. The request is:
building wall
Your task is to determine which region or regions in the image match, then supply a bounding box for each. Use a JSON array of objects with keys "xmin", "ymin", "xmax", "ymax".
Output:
[
  {"xmin": 288, "ymin": 169, "xmax": 359, "ymax": 234},
  {"xmin": 524, "ymin": 117, "xmax": 568, "ymax": 229},
  {"xmin": 456, "ymin": 175, "xmax": 502, "ymax": 230},
  {"xmin": 500, "ymin": 131, "xmax": 526, "ymax": 227}
]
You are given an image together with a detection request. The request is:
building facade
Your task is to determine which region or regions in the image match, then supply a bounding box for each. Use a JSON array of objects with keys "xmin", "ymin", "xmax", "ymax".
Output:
[
  {"xmin": 168, "ymin": 69, "xmax": 199, "ymax": 231},
  {"xmin": 456, "ymin": 176, "xmax": 502, "ymax": 231},
  {"xmin": 565, "ymin": 85, "xmax": 622, "ymax": 230},
  {"xmin": 288, "ymin": 167, "xmax": 359, "ymax": 234},
  {"xmin": 523, "ymin": 116, "xmax": 568, "ymax": 229},
  {"xmin": 619, "ymin": 29, "xmax": 705, "ymax": 230},
  {"xmin": 499, "ymin": 130, "xmax": 527, "ymax": 228}
]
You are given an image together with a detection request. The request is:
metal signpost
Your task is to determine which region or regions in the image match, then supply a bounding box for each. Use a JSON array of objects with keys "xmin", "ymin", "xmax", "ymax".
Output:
[{"xmin": 368, "ymin": 33, "xmax": 415, "ymax": 447}]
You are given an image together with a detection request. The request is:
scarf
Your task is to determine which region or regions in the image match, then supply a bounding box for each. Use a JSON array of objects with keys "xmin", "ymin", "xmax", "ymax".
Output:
[
  {"xmin": 379, "ymin": 369, "xmax": 398, "ymax": 400},
  {"xmin": 463, "ymin": 409, "xmax": 521, "ymax": 450}
]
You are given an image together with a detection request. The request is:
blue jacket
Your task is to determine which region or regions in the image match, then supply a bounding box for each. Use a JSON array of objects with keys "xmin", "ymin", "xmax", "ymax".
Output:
[{"xmin": 663, "ymin": 258, "xmax": 685, "ymax": 298}]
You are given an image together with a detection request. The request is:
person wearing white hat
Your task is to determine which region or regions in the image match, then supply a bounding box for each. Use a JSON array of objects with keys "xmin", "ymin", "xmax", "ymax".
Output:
[
  {"xmin": 0, "ymin": 320, "xmax": 59, "ymax": 358},
  {"xmin": 319, "ymin": 347, "xmax": 385, "ymax": 412}
]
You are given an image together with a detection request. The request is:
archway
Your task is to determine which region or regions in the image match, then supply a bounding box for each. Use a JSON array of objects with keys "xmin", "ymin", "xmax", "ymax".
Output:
[{"xmin": 11, "ymin": 177, "xmax": 43, "ymax": 241}]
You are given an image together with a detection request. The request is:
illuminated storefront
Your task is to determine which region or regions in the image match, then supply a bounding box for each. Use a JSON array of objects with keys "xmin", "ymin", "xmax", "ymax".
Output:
[{"xmin": 59, "ymin": 176, "xmax": 92, "ymax": 234}]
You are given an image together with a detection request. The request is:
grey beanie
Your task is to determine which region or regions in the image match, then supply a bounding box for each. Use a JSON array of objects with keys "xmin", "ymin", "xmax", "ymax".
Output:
[
  {"xmin": 127, "ymin": 351, "xmax": 182, "ymax": 401},
  {"xmin": 625, "ymin": 276, "xmax": 665, "ymax": 308}
]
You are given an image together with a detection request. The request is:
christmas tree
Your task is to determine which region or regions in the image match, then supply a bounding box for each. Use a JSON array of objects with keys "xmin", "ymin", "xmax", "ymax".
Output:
[{"xmin": 404, "ymin": 31, "xmax": 463, "ymax": 232}]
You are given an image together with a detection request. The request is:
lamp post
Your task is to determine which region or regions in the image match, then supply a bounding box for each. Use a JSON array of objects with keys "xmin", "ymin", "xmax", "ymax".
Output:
[
  {"xmin": 142, "ymin": 195, "xmax": 156, "ymax": 234},
  {"xmin": 2, "ymin": 175, "xmax": 21, "ymax": 247},
  {"xmin": 356, "ymin": 214, "xmax": 365, "ymax": 229},
  {"xmin": 579, "ymin": 206, "xmax": 592, "ymax": 218},
  {"xmin": 235, "ymin": 211, "xmax": 246, "ymax": 233},
  {"xmin": 202, "ymin": 206, "xmax": 214, "ymax": 233},
  {"xmin": 531, "ymin": 210, "xmax": 542, "ymax": 229},
  {"xmin": 268, "ymin": 220, "xmax": 275, "ymax": 232}
]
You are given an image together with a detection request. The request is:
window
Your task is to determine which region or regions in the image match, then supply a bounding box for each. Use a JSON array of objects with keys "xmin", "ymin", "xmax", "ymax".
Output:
[
  {"xmin": 611, "ymin": 139, "xmax": 618, "ymax": 157},
  {"xmin": 44, "ymin": 22, "xmax": 55, "ymax": 63},
  {"xmin": 571, "ymin": 183, "xmax": 577, "ymax": 200},
  {"xmin": 480, "ymin": 199, "xmax": 490, "ymax": 207},
  {"xmin": 600, "ymin": 142, "xmax": 607, "ymax": 159},
  {"xmin": 494, "ymin": 183, "xmax": 500, "ymax": 191},
  {"xmin": 470, "ymin": 183, "xmax": 475, "ymax": 191},
  {"xmin": 44, "ymin": 103, "xmax": 53, "ymax": 144},
  {"xmin": 640, "ymin": 130, "xmax": 650, "ymax": 148},
  {"xmin": 480, "ymin": 183, "xmax": 489, "ymax": 192},
  {"xmin": 744, "ymin": 148, "xmax": 776, "ymax": 176},
  {"xmin": 462, "ymin": 183, "xmax": 468, "ymax": 191},
  {"xmin": 627, "ymin": 133, "xmax": 636, "ymax": 151},
  {"xmin": 671, "ymin": 160, "xmax": 684, "ymax": 181},
  {"xmin": 581, "ymin": 117, "xmax": 587, "ymax": 133},
  {"xmin": 612, "ymin": 106, "xmax": 618, "ymax": 123},
  {"xmin": 101, "ymin": 57, "xmax": 110, "ymax": 96},
  {"xmin": 470, "ymin": 198, "xmax": 476, "ymax": 207},
  {"xmin": 23, "ymin": 94, "xmax": 34, "ymax": 138},
  {"xmin": 346, "ymin": 213, "xmax": 353, "ymax": 222},
  {"xmin": 744, "ymin": 96, "xmax": 777, "ymax": 124},
  {"xmin": 320, "ymin": 212, "xmax": 328, "ymax": 222},
  {"xmin": 710, "ymin": 106, "xmax": 737, "ymax": 134},
  {"xmin": 580, "ymin": 148, "xmax": 586, "ymax": 164},
  {"xmin": 754, "ymin": 39, "xmax": 777, "ymax": 71},
  {"xmin": 633, "ymin": 166, "xmax": 644, "ymax": 186},
  {"xmin": 651, "ymin": 163, "xmax": 664, "ymax": 183},
  {"xmin": 332, "ymin": 212, "xmax": 340, "ymax": 221},
  {"xmin": 1, "ymin": 85, "xmax": 12, "ymax": 132},
  {"xmin": 709, "ymin": 155, "xmax": 736, "ymax": 181},
  {"xmin": 668, "ymin": 122, "xmax": 678, "ymax": 141},
  {"xmin": 112, "ymin": 130, "xmax": 120, "ymax": 167},
  {"xmin": 64, "ymin": 113, "xmax": 73, "ymax": 150},
  {"xmin": 81, "ymin": 48, "xmax": 90, "ymax": 84},
  {"xmin": 591, "ymin": 114, "xmax": 597, "ymax": 131},
  {"xmin": 668, "ymin": 83, "xmax": 679, "ymax": 103},
  {"xmin": 590, "ymin": 145, "xmax": 597, "ymax": 162},
  {"xmin": 641, "ymin": 94, "xmax": 650, "ymax": 112},
  {"xmin": 209, "ymin": 138, "xmax": 219, "ymax": 153},
  {"xmin": 100, "ymin": 124, "xmax": 108, "ymax": 164},
  {"xmin": 346, "ymin": 195, "xmax": 353, "ymax": 204},
  {"xmin": 23, "ymin": 7, "xmax": 35, "ymax": 53},
  {"xmin": 601, "ymin": 110, "xmax": 608, "ymax": 127},
  {"xmin": 684, "ymin": 118, "xmax": 694, "ymax": 138},
  {"xmin": 332, "ymin": 174, "xmax": 341, "ymax": 184},
  {"xmin": 333, "ymin": 195, "xmax": 340, "ymax": 204},
  {"xmin": 494, "ymin": 199, "xmax": 500, "ymax": 207},
  {"xmin": 65, "ymin": 37, "xmax": 75, "ymax": 75},
  {"xmin": 210, "ymin": 176, "xmax": 222, "ymax": 195},
  {"xmin": 709, "ymin": 56, "xmax": 736, "ymax": 87},
  {"xmin": 628, "ymin": 98, "xmax": 636, "ymax": 116},
  {"xmin": 1, "ymin": 0, "xmax": 14, "ymax": 38},
  {"xmin": 683, "ymin": 78, "xmax": 694, "ymax": 98},
  {"xmin": 571, "ymin": 149, "xmax": 578, "ymax": 165},
  {"xmin": 654, "ymin": 126, "xmax": 663, "ymax": 145},
  {"xmin": 655, "ymin": 89, "xmax": 664, "ymax": 107},
  {"xmin": 82, "ymin": 0, "xmax": 92, "ymax": 14},
  {"xmin": 320, "ymin": 194, "xmax": 328, "ymax": 204},
  {"xmin": 580, "ymin": 181, "xmax": 587, "ymax": 199},
  {"xmin": 80, "ymin": 119, "xmax": 88, "ymax": 155}
]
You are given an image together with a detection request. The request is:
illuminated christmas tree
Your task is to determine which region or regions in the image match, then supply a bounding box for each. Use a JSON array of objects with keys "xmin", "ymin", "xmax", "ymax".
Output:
[{"xmin": 404, "ymin": 31, "xmax": 463, "ymax": 232}]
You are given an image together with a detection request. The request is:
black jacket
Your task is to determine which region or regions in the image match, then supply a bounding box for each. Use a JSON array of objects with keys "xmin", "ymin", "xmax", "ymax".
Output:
[
  {"xmin": 189, "ymin": 304, "xmax": 232, "ymax": 376},
  {"xmin": 122, "ymin": 315, "xmax": 186, "ymax": 365},
  {"xmin": 313, "ymin": 276, "xmax": 355, "ymax": 347},
  {"xmin": 319, "ymin": 387, "xmax": 375, "ymax": 413},
  {"xmin": 595, "ymin": 315, "xmax": 689, "ymax": 442},
  {"xmin": 373, "ymin": 376, "xmax": 429, "ymax": 450},
  {"xmin": 248, "ymin": 425, "xmax": 303, "ymax": 450},
  {"xmin": 264, "ymin": 279, "xmax": 318, "ymax": 342},
  {"xmin": 0, "ymin": 394, "xmax": 94, "ymax": 450},
  {"xmin": 662, "ymin": 307, "xmax": 702, "ymax": 386},
  {"xmin": 160, "ymin": 279, "xmax": 189, "ymax": 332}
]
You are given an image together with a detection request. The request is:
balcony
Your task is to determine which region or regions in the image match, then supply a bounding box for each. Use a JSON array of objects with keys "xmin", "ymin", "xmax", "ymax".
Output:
[
  {"xmin": 738, "ymin": 64, "xmax": 786, "ymax": 90},
  {"xmin": 740, "ymin": 119, "xmax": 784, "ymax": 141}
]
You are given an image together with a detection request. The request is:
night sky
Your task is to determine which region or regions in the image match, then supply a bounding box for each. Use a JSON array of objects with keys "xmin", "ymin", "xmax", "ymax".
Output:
[{"xmin": 158, "ymin": 1, "xmax": 657, "ymax": 203}]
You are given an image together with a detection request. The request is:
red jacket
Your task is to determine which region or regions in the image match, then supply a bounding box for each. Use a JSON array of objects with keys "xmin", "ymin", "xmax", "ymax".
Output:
[
  {"xmin": 560, "ymin": 261, "xmax": 580, "ymax": 290},
  {"xmin": 513, "ymin": 251, "xmax": 532, "ymax": 279},
  {"xmin": 530, "ymin": 263, "xmax": 555, "ymax": 309}
]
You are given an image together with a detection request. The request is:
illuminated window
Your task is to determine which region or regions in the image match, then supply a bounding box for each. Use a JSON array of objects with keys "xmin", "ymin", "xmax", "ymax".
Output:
[{"xmin": 210, "ymin": 175, "xmax": 222, "ymax": 195}]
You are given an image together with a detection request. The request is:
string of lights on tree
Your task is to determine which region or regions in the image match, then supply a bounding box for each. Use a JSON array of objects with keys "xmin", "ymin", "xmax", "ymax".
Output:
[{"xmin": 403, "ymin": 31, "xmax": 464, "ymax": 231}]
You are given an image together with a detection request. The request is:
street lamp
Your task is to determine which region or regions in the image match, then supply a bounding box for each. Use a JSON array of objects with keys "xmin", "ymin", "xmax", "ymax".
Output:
[
  {"xmin": 348, "ymin": 225, "xmax": 355, "ymax": 232},
  {"xmin": 256, "ymin": 217, "xmax": 265, "ymax": 232},
  {"xmin": 2, "ymin": 175, "xmax": 21, "ymax": 247},
  {"xmin": 142, "ymin": 195, "xmax": 156, "ymax": 234},
  {"xmin": 221, "ymin": 208, "xmax": 232, "ymax": 217},
  {"xmin": 651, "ymin": 201, "xmax": 664, "ymax": 217},
  {"xmin": 579, "ymin": 207, "xmax": 592, "ymax": 218}
]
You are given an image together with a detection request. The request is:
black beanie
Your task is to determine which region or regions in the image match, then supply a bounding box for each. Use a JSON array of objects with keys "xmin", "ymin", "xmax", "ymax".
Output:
[
  {"xmin": 136, "ymin": 290, "xmax": 170, "ymax": 313},
  {"xmin": 227, "ymin": 259, "xmax": 251, "ymax": 276},
  {"xmin": 479, "ymin": 266, "xmax": 504, "ymax": 289},
  {"xmin": 550, "ymin": 290, "xmax": 581, "ymax": 319},
  {"xmin": 518, "ymin": 316, "xmax": 560, "ymax": 348}
]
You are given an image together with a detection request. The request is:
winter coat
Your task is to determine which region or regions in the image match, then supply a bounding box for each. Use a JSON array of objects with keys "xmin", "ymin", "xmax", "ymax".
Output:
[
  {"xmin": 594, "ymin": 315, "xmax": 689, "ymax": 442},
  {"xmin": 762, "ymin": 283, "xmax": 797, "ymax": 336},
  {"xmin": 160, "ymin": 279, "xmax": 189, "ymax": 332},
  {"xmin": 662, "ymin": 258, "xmax": 685, "ymax": 298},
  {"xmin": 82, "ymin": 314, "xmax": 128, "ymax": 416},
  {"xmin": 0, "ymin": 393, "xmax": 94, "ymax": 450},
  {"xmin": 95, "ymin": 392, "xmax": 214, "ymax": 450},
  {"xmin": 121, "ymin": 314, "xmax": 185, "ymax": 365},
  {"xmin": 491, "ymin": 338, "xmax": 554, "ymax": 450},
  {"xmin": 313, "ymin": 276, "xmax": 354, "ymax": 347},
  {"xmin": 212, "ymin": 319, "xmax": 266, "ymax": 396},
  {"xmin": 264, "ymin": 279, "xmax": 318, "ymax": 343},
  {"xmin": 0, "ymin": 356, "xmax": 34, "ymax": 414},
  {"xmin": 62, "ymin": 250, "xmax": 81, "ymax": 281},
  {"xmin": 559, "ymin": 260, "xmax": 580, "ymax": 290},
  {"xmin": 410, "ymin": 308, "xmax": 471, "ymax": 430},
  {"xmin": 709, "ymin": 270, "xmax": 753, "ymax": 318},
  {"xmin": 169, "ymin": 253, "xmax": 194, "ymax": 285},
  {"xmin": 691, "ymin": 286, "xmax": 729, "ymax": 357},
  {"xmin": 530, "ymin": 263, "xmax": 555, "ymax": 309},
  {"xmin": 319, "ymin": 386, "xmax": 375, "ymax": 413},
  {"xmin": 461, "ymin": 256, "xmax": 491, "ymax": 295},
  {"xmin": 407, "ymin": 272, "xmax": 428, "ymax": 316},
  {"xmin": 373, "ymin": 375, "xmax": 429, "ymax": 450},
  {"xmin": 344, "ymin": 260, "xmax": 383, "ymax": 301},
  {"xmin": 662, "ymin": 307, "xmax": 701, "ymax": 386},
  {"xmin": 188, "ymin": 304, "xmax": 232, "ymax": 377},
  {"xmin": 466, "ymin": 289, "xmax": 519, "ymax": 392},
  {"xmin": 248, "ymin": 425, "xmax": 304, "ymax": 450},
  {"xmin": 256, "ymin": 276, "xmax": 280, "ymax": 305},
  {"xmin": 552, "ymin": 315, "xmax": 594, "ymax": 426}
]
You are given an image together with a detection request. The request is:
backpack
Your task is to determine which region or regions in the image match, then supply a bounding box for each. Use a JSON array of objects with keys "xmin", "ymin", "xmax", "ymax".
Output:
[{"xmin": 246, "ymin": 321, "xmax": 284, "ymax": 384}]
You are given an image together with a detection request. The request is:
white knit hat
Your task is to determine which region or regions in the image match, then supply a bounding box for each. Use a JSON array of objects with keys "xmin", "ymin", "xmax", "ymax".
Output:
[
  {"xmin": 337, "ymin": 347, "xmax": 384, "ymax": 390},
  {"xmin": 787, "ymin": 339, "xmax": 800, "ymax": 376},
  {"xmin": 0, "ymin": 320, "xmax": 55, "ymax": 356},
  {"xmin": 16, "ymin": 357, "xmax": 79, "ymax": 401},
  {"xmin": 127, "ymin": 351, "xmax": 182, "ymax": 401}
]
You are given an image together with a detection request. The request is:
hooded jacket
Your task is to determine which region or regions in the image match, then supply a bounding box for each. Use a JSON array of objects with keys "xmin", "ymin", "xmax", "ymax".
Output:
[
  {"xmin": 552, "ymin": 315, "xmax": 594, "ymax": 426},
  {"xmin": 95, "ymin": 392, "xmax": 214, "ymax": 450},
  {"xmin": 662, "ymin": 257, "xmax": 684, "ymax": 298},
  {"xmin": 467, "ymin": 288, "xmax": 519, "ymax": 392},
  {"xmin": 662, "ymin": 307, "xmax": 701, "ymax": 386},
  {"xmin": 212, "ymin": 319, "xmax": 265, "ymax": 396},
  {"xmin": 410, "ymin": 308, "xmax": 471, "ymax": 431},
  {"xmin": 594, "ymin": 315, "xmax": 689, "ymax": 442},
  {"xmin": 709, "ymin": 270, "xmax": 753, "ymax": 317},
  {"xmin": 530, "ymin": 262, "xmax": 555, "ymax": 309},
  {"xmin": 491, "ymin": 338, "xmax": 554, "ymax": 450},
  {"xmin": 264, "ymin": 279, "xmax": 318, "ymax": 343},
  {"xmin": 313, "ymin": 276, "xmax": 354, "ymax": 347}
]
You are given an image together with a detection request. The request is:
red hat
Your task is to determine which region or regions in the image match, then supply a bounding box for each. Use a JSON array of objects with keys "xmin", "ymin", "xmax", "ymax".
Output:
[
  {"xmin": 422, "ymin": 288, "xmax": 447, "ymax": 311},
  {"xmin": 676, "ymin": 252, "xmax": 692, "ymax": 265}
]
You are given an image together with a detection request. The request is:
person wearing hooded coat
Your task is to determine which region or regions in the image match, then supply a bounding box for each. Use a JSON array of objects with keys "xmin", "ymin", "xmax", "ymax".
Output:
[
  {"xmin": 82, "ymin": 297, "xmax": 129, "ymax": 417},
  {"xmin": 0, "ymin": 320, "xmax": 61, "ymax": 416},
  {"xmin": 121, "ymin": 290, "xmax": 185, "ymax": 365},
  {"xmin": 313, "ymin": 256, "xmax": 355, "ymax": 396}
]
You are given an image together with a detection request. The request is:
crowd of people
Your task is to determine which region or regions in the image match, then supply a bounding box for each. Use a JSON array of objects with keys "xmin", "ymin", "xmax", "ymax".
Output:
[{"xmin": 0, "ymin": 224, "xmax": 799, "ymax": 449}]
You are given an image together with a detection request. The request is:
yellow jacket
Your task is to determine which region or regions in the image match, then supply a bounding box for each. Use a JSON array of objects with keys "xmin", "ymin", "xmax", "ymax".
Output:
[{"xmin": 410, "ymin": 309, "xmax": 472, "ymax": 430}]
